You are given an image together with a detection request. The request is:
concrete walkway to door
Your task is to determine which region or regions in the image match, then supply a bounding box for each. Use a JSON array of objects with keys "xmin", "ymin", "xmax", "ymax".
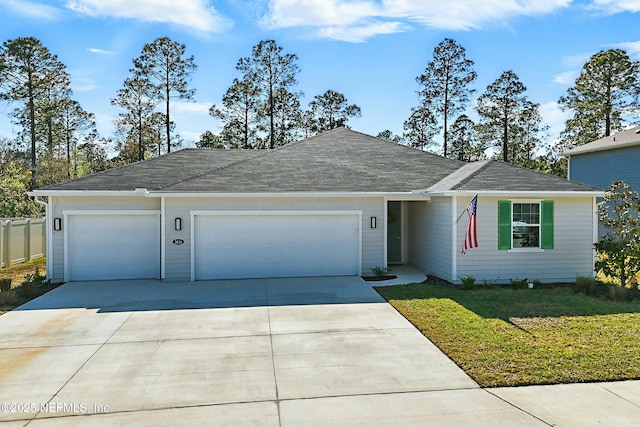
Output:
[{"xmin": 1, "ymin": 276, "xmax": 639, "ymax": 426}]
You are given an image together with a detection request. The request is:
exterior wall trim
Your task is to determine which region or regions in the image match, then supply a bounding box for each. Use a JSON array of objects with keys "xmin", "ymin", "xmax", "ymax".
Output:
[
  {"xmin": 33, "ymin": 190, "xmax": 432, "ymax": 200},
  {"xmin": 428, "ymin": 190, "xmax": 604, "ymax": 197}
]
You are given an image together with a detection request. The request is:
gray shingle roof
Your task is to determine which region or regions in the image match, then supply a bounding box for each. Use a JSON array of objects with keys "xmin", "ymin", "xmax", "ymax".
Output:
[
  {"xmin": 451, "ymin": 160, "xmax": 600, "ymax": 192},
  {"xmin": 39, "ymin": 128, "xmax": 599, "ymax": 193},
  {"xmin": 563, "ymin": 126, "xmax": 640, "ymax": 156}
]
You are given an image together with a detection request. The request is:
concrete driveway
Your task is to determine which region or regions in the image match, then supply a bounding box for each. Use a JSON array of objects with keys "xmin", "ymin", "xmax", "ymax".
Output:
[{"xmin": 1, "ymin": 277, "xmax": 639, "ymax": 426}]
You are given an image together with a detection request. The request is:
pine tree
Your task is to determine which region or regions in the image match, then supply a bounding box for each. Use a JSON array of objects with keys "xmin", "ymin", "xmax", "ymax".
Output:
[
  {"xmin": 306, "ymin": 90, "xmax": 361, "ymax": 134},
  {"xmin": 134, "ymin": 37, "xmax": 197, "ymax": 153},
  {"xmin": 558, "ymin": 49, "xmax": 639, "ymax": 150},
  {"xmin": 415, "ymin": 38, "xmax": 477, "ymax": 157},
  {"xmin": 236, "ymin": 40, "xmax": 300, "ymax": 148},
  {"xmin": 0, "ymin": 37, "xmax": 70, "ymax": 188},
  {"xmin": 476, "ymin": 70, "xmax": 534, "ymax": 163}
]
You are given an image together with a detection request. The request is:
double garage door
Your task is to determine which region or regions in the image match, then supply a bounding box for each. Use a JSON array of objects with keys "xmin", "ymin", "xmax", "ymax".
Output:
[
  {"xmin": 65, "ymin": 211, "xmax": 361, "ymax": 281},
  {"xmin": 192, "ymin": 212, "xmax": 361, "ymax": 280}
]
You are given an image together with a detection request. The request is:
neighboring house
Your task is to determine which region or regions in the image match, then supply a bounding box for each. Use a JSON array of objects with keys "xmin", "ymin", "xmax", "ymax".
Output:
[
  {"xmin": 31, "ymin": 128, "xmax": 602, "ymax": 284},
  {"xmin": 563, "ymin": 126, "xmax": 640, "ymax": 239},
  {"xmin": 564, "ymin": 126, "xmax": 640, "ymax": 191}
]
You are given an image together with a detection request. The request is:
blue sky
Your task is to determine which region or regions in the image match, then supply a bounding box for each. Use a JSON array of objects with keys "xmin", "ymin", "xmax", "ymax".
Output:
[{"xmin": 2, "ymin": 0, "xmax": 640, "ymax": 154}]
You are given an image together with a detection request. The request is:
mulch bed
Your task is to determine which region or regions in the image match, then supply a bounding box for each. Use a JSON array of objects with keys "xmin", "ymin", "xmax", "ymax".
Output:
[
  {"xmin": 0, "ymin": 281, "xmax": 62, "ymax": 315},
  {"xmin": 361, "ymin": 275, "xmax": 398, "ymax": 282}
]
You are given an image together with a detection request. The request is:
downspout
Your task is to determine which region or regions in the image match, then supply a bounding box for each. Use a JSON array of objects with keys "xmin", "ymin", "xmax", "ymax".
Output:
[
  {"xmin": 451, "ymin": 196, "xmax": 457, "ymax": 283},
  {"xmin": 593, "ymin": 196, "xmax": 599, "ymax": 278},
  {"xmin": 160, "ymin": 196, "xmax": 165, "ymax": 279},
  {"xmin": 33, "ymin": 196, "xmax": 52, "ymax": 280}
]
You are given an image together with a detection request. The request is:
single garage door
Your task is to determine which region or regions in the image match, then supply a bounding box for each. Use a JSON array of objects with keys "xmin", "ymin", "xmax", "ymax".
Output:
[
  {"xmin": 66, "ymin": 212, "xmax": 160, "ymax": 281},
  {"xmin": 193, "ymin": 212, "xmax": 361, "ymax": 280}
]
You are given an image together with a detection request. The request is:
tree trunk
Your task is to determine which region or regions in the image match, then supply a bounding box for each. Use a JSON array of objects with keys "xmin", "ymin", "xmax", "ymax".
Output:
[
  {"xmin": 443, "ymin": 77, "xmax": 449, "ymax": 158},
  {"xmin": 165, "ymin": 85, "xmax": 171, "ymax": 154},
  {"xmin": 503, "ymin": 111, "xmax": 509, "ymax": 162},
  {"xmin": 138, "ymin": 113, "xmax": 143, "ymax": 161},
  {"xmin": 66, "ymin": 130, "xmax": 71, "ymax": 179},
  {"xmin": 269, "ymin": 87, "xmax": 275, "ymax": 149},
  {"xmin": 28, "ymin": 80, "xmax": 37, "ymax": 190}
]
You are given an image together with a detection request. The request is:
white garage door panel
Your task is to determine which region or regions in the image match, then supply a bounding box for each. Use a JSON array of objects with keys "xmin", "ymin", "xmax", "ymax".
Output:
[
  {"xmin": 67, "ymin": 214, "xmax": 160, "ymax": 281},
  {"xmin": 194, "ymin": 213, "xmax": 360, "ymax": 280}
]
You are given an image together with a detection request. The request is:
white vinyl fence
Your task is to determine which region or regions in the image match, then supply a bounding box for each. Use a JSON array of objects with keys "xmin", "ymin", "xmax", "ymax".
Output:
[{"xmin": 0, "ymin": 218, "xmax": 46, "ymax": 268}]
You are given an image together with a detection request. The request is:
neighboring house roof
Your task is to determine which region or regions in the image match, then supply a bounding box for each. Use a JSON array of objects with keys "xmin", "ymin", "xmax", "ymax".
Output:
[
  {"xmin": 562, "ymin": 126, "xmax": 640, "ymax": 156},
  {"xmin": 39, "ymin": 127, "xmax": 598, "ymax": 194}
]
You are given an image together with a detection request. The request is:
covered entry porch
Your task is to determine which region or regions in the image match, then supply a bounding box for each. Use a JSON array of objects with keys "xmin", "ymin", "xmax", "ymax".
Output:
[{"xmin": 384, "ymin": 197, "xmax": 456, "ymax": 283}]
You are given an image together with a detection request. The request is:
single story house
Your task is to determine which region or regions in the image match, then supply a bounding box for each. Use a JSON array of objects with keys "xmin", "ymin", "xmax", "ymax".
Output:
[
  {"xmin": 31, "ymin": 128, "xmax": 602, "ymax": 284},
  {"xmin": 563, "ymin": 126, "xmax": 640, "ymax": 192}
]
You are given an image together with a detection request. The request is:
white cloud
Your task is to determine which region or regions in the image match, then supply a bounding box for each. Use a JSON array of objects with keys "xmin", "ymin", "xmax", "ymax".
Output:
[
  {"xmin": 3, "ymin": 0, "xmax": 64, "ymax": 20},
  {"xmin": 562, "ymin": 52, "xmax": 594, "ymax": 68},
  {"xmin": 261, "ymin": 0, "xmax": 572, "ymax": 41},
  {"xmin": 72, "ymin": 80, "xmax": 97, "ymax": 92},
  {"xmin": 587, "ymin": 0, "xmax": 640, "ymax": 13},
  {"xmin": 539, "ymin": 101, "xmax": 570, "ymax": 143},
  {"xmin": 612, "ymin": 41, "xmax": 640, "ymax": 58},
  {"xmin": 179, "ymin": 131, "xmax": 203, "ymax": 145},
  {"xmin": 385, "ymin": 0, "xmax": 572, "ymax": 30},
  {"xmin": 86, "ymin": 48, "xmax": 114, "ymax": 55},
  {"xmin": 171, "ymin": 101, "xmax": 212, "ymax": 115},
  {"xmin": 552, "ymin": 70, "xmax": 579, "ymax": 85},
  {"xmin": 317, "ymin": 21, "xmax": 408, "ymax": 43},
  {"xmin": 66, "ymin": 0, "xmax": 232, "ymax": 33}
]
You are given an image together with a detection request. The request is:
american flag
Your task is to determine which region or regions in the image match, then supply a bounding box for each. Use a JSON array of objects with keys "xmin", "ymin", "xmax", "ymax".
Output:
[{"xmin": 462, "ymin": 195, "xmax": 478, "ymax": 254}]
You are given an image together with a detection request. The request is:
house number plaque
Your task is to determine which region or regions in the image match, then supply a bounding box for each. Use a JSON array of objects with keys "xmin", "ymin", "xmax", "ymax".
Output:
[{"xmin": 172, "ymin": 239, "xmax": 185, "ymax": 245}]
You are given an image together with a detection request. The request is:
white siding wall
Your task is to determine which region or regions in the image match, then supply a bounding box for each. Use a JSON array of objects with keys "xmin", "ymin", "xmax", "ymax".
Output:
[
  {"xmin": 164, "ymin": 197, "xmax": 385, "ymax": 279},
  {"xmin": 407, "ymin": 198, "xmax": 454, "ymax": 281},
  {"xmin": 456, "ymin": 196, "xmax": 596, "ymax": 284},
  {"xmin": 49, "ymin": 196, "xmax": 160, "ymax": 281}
]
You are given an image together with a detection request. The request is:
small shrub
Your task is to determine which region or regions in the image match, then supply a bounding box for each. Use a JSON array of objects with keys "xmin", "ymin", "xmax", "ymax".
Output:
[
  {"xmin": 460, "ymin": 275, "xmax": 476, "ymax": 290},
  {"xmin": 1, "ymin": 289, "xmax": 17, "ymax": 305},
  {"xmin": 19, "ymin": 280, "xmax": 37, "ymax": 298},
  {"xmin": 574, "ymin": 276, "xmax": 596, "ymax": 295},
  {"xmin": 0, "ymin": 278, "xmax": 12, "ymax": 292},
  {"xmin": 609, "ymin": 285, "xmax": 628, "ymax": 302},
  {"xmin": 510, "ymin": 278, "xmax": 528, "ymax": 290},
  {"xmin": 25, "ymin": 267, "xmax": 45, "ymax": 286},
  {"xmin": 482, "ymin": 279, "xmax": 495, "ymax": 289},
  {"xmin": 371, "ymin": 266, "xmax": 390, "ymax": 279}
]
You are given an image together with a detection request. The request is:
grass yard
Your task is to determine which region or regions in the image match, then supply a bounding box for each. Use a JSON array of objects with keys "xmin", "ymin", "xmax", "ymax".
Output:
[
  {"xmin": 1, "ymin": 258, "xmax": 46, "ymax": 286},
  {"xmin": 0, "ymin": 258, "xmax": 51, "ymax": 315},
  {"xmin": 376, "ymin": 281, "xmax": 640, "ymax": 387}
]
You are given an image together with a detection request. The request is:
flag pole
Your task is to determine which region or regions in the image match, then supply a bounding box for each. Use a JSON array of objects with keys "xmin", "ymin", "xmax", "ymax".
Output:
[{"xmin": 455, "ymin": 194, "xmax": 478, "ymax": 223}]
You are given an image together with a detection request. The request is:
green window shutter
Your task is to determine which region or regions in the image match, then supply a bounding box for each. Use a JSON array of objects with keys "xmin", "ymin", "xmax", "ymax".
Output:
[
  {"xmin": 498, "ymin": 200, "xmax": 512, "ymax": 250},
  {"xmin": 541, "ymin": 200, "xmax": 554, "ymax": 250}
]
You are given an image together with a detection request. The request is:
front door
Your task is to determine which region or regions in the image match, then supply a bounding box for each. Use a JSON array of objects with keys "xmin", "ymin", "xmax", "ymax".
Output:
[{"xmin": 387, "ymin": 201, "xmax": 402, "ymax": 263}]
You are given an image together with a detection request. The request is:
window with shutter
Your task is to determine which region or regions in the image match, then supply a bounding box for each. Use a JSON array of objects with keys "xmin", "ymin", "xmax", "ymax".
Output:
[{"xmin": 498, "ymin": 200, "xmax": 554, "ymax": 250}]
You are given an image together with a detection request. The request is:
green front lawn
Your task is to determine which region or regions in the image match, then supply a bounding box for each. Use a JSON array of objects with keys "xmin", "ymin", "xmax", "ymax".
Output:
[{"xmin": 376, "ymin": 281, "xmax": 640, "ymax": 387}]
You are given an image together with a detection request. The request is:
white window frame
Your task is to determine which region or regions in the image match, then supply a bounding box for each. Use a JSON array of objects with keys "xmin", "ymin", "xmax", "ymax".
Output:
[{"xmin": 509, "ymin": 199, "xmax": 544, "ymax": 253}]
